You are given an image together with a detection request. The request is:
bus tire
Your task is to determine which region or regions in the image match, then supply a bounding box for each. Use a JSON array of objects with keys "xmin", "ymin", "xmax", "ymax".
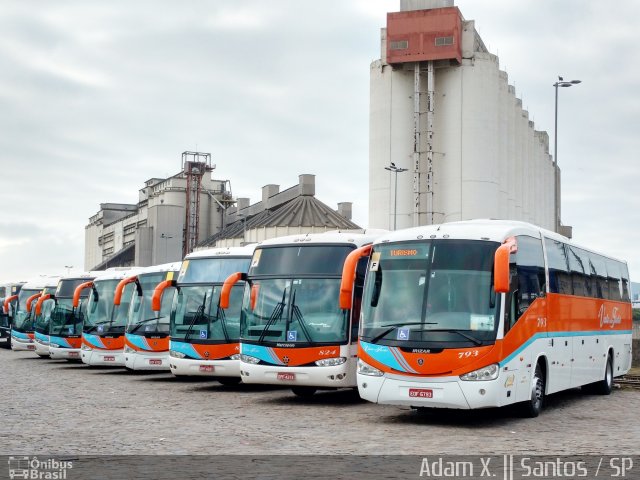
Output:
[
  {"xmin": 591, "ymin": 353, "xmax": 613, "ymax": 396},
  {"xmin": 520, "ymin": 363, "xmax": 545, "ymax": 418},
  {"xmin": 217, "ymin": 377, "xmax": 242, "ymax": 386},
  {"xmin": 291, "ymin": 387, "xmax": 317, "ymax": 398}
]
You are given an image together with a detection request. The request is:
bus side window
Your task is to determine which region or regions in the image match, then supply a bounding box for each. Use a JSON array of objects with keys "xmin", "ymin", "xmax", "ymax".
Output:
[
  {"xmin": 589, "ymin": 253, "xmax": 608, "ymax": 299},
  {"xmin": 621, "ymin": 264, "xmax": 631, "ymax": 302},
  {"xmin": 567, "ymin": 246, "xmax": 588, "ymax": 297},
  {"xmin": 544, "ymin": 238, "xmax": 572, "ymax": 295},
  {"xmin": 351, "ymin": 256, "xmax": 369, "ymax": 341},
  {"xmin": 515, "ymin": 236, "xmax": 545, "ymax": 317},
  {"xmin": 605, "ymin": 259, "xmax": 622, "ymax": 302}
]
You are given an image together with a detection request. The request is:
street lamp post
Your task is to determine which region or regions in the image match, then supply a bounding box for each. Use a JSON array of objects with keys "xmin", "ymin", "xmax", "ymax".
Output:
[
  {"xmin": 384, "ymin": 163, "xmax": 408, "ymax": 230},
  {"xmin": 553, "ymin": 76, "xmax": 581, "ymax": 233}
]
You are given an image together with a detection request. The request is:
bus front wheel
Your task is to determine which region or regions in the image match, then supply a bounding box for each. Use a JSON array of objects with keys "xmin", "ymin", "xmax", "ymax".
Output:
[
  {"xmin": 292, "ymin": 387, "xmax": 317, "ymax": 398},
  {"xmin": 520, "ymin": 364, "xmax": 545, "ymax": 418}
]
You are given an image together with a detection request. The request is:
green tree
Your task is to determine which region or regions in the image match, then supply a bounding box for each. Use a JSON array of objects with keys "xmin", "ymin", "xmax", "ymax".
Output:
[{"xmin": 633, "ymin": 309, "xmax": 640, "ymax": 322}]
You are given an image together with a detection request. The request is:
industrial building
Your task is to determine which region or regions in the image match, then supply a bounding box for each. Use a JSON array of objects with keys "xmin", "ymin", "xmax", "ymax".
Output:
[
  {"xmin": 369, "ymin": 0, "xmax": 569, "ymax": 236},
  {"xmin": 198, "ymin": 174, "xmax": 360, "ymax": 248},
  {"xmin": 84, "ymin": 152, "xmax": 233, "ymax": 270},
  {"xmin": 85, "ymin": 162, "xmax": 358, "ymax": 269}
]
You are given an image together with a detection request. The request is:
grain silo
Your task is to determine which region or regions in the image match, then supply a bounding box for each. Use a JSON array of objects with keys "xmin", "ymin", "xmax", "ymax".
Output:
[{"xmin": 369, "ymin": 0, "xmax": 566, "ymax": 235}]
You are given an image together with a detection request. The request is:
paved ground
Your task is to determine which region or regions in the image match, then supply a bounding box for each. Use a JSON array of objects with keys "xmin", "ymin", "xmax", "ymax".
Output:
[{"xmin": 2, "ymin": 348, "xmax": 639, "ymax": 456}]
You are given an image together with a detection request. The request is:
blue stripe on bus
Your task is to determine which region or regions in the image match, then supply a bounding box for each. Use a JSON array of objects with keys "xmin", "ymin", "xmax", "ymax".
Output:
[
  {"xmin": 170, "ymin": 341, "xmax": 201, "ymax": 360},
  {"xmin": 360, "ymin": 342, "xmax": 407, "ymax": 372},
  {"xmin": 500, "ymin": 330, "xmax": 633, "ymax": 367}
]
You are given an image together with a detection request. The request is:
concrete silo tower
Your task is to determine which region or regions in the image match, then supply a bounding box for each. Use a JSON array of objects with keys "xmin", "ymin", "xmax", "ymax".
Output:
[{"xmin": 369, "ymin": 0, "xmax": 563, "ymax": 235}]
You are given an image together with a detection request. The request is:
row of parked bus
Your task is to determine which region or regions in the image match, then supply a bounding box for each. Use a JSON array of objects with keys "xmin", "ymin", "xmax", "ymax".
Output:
[{"xmin": 1, "ymin": 220, "xmax": 633, "ymax": 417}]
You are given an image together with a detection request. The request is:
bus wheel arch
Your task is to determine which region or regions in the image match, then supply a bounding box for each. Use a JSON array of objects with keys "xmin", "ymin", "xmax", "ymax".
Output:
[{"xmin": 519, "ymin": 356, "xmax": 546, "ymax": 418}]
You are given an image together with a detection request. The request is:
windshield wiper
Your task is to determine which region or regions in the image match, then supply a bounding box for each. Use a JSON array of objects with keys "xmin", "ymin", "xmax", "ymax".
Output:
[
  {"xmin": 289, "ymin": 291, "xmax": 314, "ymax": 345},
  {"xmin": 257, "ymin": 289, "xmax": 287, "ymax": 343},
  {"xmin": 212, "ymin": 305, "xmax": 230, "ymax": 343},
  {"xmin": 416, "ymin": 329, "xmax": 483, "ymax": 346},
  {"xmin": 370, "ymin": 322, "xmax": 436, "ymax": 344},
  {"xmin": 129, "ymin": 316, "xmax": 166, "ymax": 334},
  {"xmin": 84, "ymin": 320, "xmax": 111, "ymax": 333},
  {"xmin": 184, "ymin": 300, "xmax": 206, "ymax": 342}
]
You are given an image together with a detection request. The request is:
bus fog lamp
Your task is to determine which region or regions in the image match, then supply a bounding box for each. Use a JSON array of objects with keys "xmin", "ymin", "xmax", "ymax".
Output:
[
  {"xmin": 169, "ymin": 350, "xmax": 186, "ymax": 359},
  {"xmin": 241, "ymin": 354, "xmax": 260, "ymax": 364},
  {"xmin": 358, "ymin": 359, "xmax": 383, "ymax": 377},
  {"xmin": 315, "ymin": 357, "xmax": 346, "ymax": 367},
  {"xmin": 460, "ymin": 363, "xmax": 499, "ymax": 381},
  {"xmin": 230, "ymin": 354, "xmax": 241, "ymax": 360}
]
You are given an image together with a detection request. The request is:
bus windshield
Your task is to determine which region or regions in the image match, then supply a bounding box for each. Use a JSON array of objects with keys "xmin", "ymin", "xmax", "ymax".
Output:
[
  {"xmin": 84, "ymin": 281, "xmax": 134, "ymax": 333},
  {"xmin": 239, "ymin": 245, "xmax": 354, "ymax": 346},
  {"xmin": 179, "ymin": 257, "xmax": 251, "ymax": 284},
  {"xmin": 361, "ymin": 240, "xmax": 500, "ymax": 347},
  {"xmin": 240, "ymin": 277, "xmax": 348, "ymax": 345},
  {"xmin": 127, "ymin": 273, "xmax": 172, "ymax": 335},
  {"xmin": 13, "ymin": 288, "xmax": 41, "ymax": 331},
  {"xmin": 171, "ymin": 285, "xmax": 243, "ymax": 343},
  {"xmin": 49, "ymin": 298, "xmax": 84, "ymax": 336},
  {"xmin": 34, "ymin": 298, "xmax": 56, "ymax": 334}
]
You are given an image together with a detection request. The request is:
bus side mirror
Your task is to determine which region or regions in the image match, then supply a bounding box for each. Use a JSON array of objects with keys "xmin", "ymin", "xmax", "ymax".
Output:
[
  {"xmin": 151, "ymin": 280, "xmax": 177, "ymax": 312},
  {"xmin": 250, "ymin": 284, "xmax": 259, "ymax": 311},
  {"xmin": 340, "ymin": 245, "xmax": 373, "ymax": 310},
  {"xmin": 494, "ymin": 237, "xmax": 517, "ymax": 294},
  {"xmin": 220, "ymin": 273, "xmax": 247, "ymax": 309}
]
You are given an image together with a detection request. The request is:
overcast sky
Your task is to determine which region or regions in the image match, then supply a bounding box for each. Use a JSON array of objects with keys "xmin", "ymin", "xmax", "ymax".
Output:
[{"xmin": 0, "ymin": 0, "xmax": 638, "ymax": 285}]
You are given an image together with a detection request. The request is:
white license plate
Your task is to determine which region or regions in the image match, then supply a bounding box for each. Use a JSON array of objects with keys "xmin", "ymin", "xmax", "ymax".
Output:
[
  {"xmin": 68, "ymin": 352, "xmax": 79, "ymax": 358},
  {"xmin": 149, "ymin": 359, "xmax": 162, "ymax": 366},
  {"xmin": 27, "ymin": 345, "xmax": 35, "ymax": 350},
  {"xmin": 199, "ymin": 365, "xmax": 214, "ymax": 372},
  {"xmin": 103, "ymin": 355, "xmax": 115, "ymax": 362},
  {"xmin": 409, "ymin": 388, "xmax": 433, "ymax": 398},
  {"xmin": 277, "ymin": 372, "xmax": 295, "ymax": 381}
]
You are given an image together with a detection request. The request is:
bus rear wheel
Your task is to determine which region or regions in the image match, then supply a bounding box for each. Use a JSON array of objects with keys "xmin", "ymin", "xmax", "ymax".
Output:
[
  {"xmin": 520, "ymin": 364, "xmax": 545, "ymax": 418},
  {"xmin": 292, "ymin": 387, "xmax": 317, "ymax": 398},
  {"xmin": 590, "ymin": 354, "xmax": 613, "ymax": 396}
]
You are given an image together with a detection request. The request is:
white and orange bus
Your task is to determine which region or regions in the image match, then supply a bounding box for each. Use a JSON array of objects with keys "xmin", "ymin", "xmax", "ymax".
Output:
[
  {"xmin": 342, "ymin": 220, "xmax": 632, "ymax": 416},
  {"xmin": 153, "ymin": 246, "xmax": 255, "ymax": 382},
  {"xmin": 123, "ymin": 262, "xmax": 181, "ymax": 371},
  {"xmin": 46, "ymin": 273, "xmax": 96, "ymax": 360},
  {"xmin": 222, "ymin": 231, "xmax": 384, "ymax": 397},
  {"xmin": 80, "ymin": 269, "xmax": 141, "ymax": 366},
  {"xmin": 10, "ymin": 276, "xmax": 60, "ymax": 352}
]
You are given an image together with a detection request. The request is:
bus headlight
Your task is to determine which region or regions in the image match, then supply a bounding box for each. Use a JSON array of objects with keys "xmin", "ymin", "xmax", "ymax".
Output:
[
  {"xmin": 358, "ymin": 359, "xmax": 383, "ymax": 377},
  {"xmin": 315, "ymin": 357, "xmax": 346, "ymax": 367},
  {"xmin": 49, "ymin": 343, "xmax": 60, "ymax": 348},
  {"xmin": 170, "ymin": 350, "xmax": 186, "ymax": 359},
  {"xmin": 460, "ymin": 363, "xmax": 499, "ymax": 381},
  {"xmin": 81, "ymin": 345, "xmax": 92, "ymax": 351},
  {"xmin": 230, "ymin": 354, "xmax": 241, "ymax": 360},
  {"xmin": 124, "ymin": 345, "xmax": 135, "ymax": 353},
  {"xmin": 240, "ymin": 354, "xmax": 260, "ymax": 364}
]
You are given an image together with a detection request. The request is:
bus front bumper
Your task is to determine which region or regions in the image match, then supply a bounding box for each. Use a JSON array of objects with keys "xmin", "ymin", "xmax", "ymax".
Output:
[
  {"xmin": 33, "ymin": 338, "xmax": 51, "ymax": 357},
  {"xmin": 124, "ymin": 350, "xmax": 170, "ymax": 371},
  {"xmin": 357, "ymin": 373, "xmax": 506, "ymax": 409},
  {"xmin": 11, "ymin": 335, "xmax": 35, "ymax": 351},
  {"xmin": 49, "ymin": 346, "xmax": 82, "ymax": 360},
  {"xmin": 240, "ymin": 360, "xmax": 356, "ymax": 388},
  {"xmin": 169, "ymin": 357, "xmax": 240, "ymax": 377},
  {"xmin": 81, "ymin": 348, "xmax": 125, "ymax": 366}
]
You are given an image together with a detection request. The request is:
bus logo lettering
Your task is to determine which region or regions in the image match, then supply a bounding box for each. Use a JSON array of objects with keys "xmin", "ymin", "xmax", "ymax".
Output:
[
  {"xmin": 599, "ymin": 305, "xmax": 622, "ymax": 328},
  {"xmin": 390, "ymin": 249, "xmax": 418, "ymax": 257}
]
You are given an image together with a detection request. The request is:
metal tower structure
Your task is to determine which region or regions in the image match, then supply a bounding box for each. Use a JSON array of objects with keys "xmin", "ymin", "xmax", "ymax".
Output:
[{"xmin": 182, "ymin": 151, "xmax": 214, "ymax": 257}]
